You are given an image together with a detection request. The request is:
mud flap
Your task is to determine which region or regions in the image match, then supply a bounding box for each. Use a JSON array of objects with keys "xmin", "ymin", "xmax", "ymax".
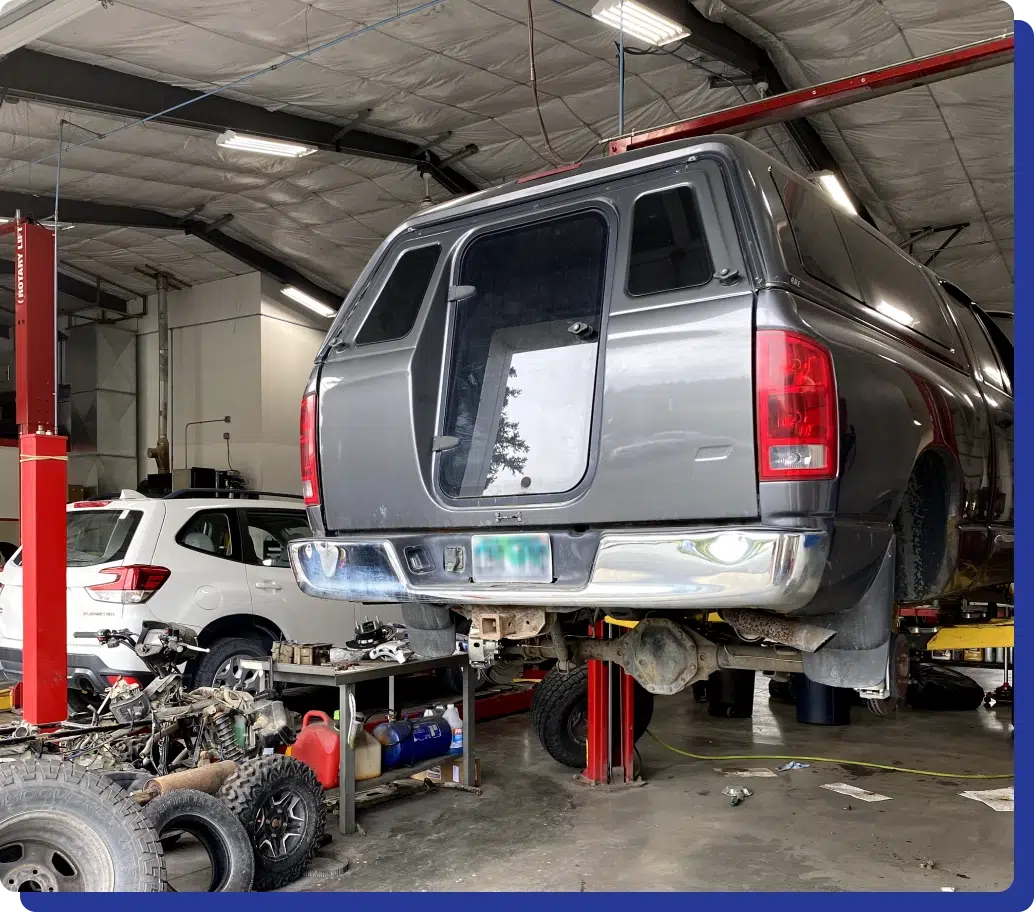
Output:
[{"xmin": 802, "ymin": 538, "xmax": 894, "ymax": 690}]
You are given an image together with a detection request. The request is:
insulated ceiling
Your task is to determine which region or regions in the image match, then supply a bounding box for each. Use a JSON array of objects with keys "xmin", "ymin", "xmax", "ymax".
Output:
[{"xmin": 0, "ymin": 0, "xmax": 1013, "ymax": 310}]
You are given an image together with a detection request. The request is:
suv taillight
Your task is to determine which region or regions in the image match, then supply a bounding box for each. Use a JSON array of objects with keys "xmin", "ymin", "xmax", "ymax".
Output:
[
  {"xmin": 300, "ymin": 391, "xmax": 320, "ymax": 507},
  {"xmin": 755, "ymin": 330, "xmax": 837, "ymax": 481},
  {"xmin": 87, "ymin": 566, "xmax": 170, "ymax": 604}
]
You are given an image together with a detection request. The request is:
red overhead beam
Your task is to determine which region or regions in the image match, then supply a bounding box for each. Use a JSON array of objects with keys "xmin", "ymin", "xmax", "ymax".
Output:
[{"xmin": 609, "ymin": 35, "xmax": 1014, "ymax": 155}]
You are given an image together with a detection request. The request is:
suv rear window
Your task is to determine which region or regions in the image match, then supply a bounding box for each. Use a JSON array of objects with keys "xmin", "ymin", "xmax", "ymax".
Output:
[
  {"xmin": 66, "ymin": 510, "xmax": 142, "ymax": 567},
  {"xmin": 355, "ymin": 245, "xmax": 441, "ymax": 345}
]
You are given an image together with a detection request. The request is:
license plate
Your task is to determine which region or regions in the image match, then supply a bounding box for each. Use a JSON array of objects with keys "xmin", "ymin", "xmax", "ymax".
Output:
[{"xmin": 471, "ymin": 533, "xmax": 552, "ymax": 584}]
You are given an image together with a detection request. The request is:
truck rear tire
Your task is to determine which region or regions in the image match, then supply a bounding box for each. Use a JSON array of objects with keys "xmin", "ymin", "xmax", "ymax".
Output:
[{"xmin": 531, "ymin": 665, "xmax": 654, "ymax": 768}]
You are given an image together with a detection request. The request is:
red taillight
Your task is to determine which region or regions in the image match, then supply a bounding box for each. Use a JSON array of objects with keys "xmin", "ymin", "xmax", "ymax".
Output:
[
  {"xmin": 755, "ymin": 330, "xmax": 838, "ymax": 481},
  {"xmin": 87, "ymin": 565, "xmax": 170, "ymax": 604},
  {"xmin": 72, "ymin": 500, "xmax": 112, "ymax": 508},
  {"xmin": 300, "ymin": 391, "xmax": 320, "ymax": 507}
]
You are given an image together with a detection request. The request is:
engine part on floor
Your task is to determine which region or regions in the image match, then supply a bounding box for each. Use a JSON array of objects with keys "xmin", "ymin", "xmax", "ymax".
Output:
[
  {"xmin": 142, "ymin": 760, "xmax": 240, "ymax": 800},
  {"xmin": 720, "ymin": 610, "xmax": 836, "ymax": 653},
  {"xmin": 144, "ymin": 789, "xmax": 254, "ymax": 892},
  {"xmin": 909, "ymin": 664, "xmax": 987, "ymax": 712},
  {"xmin": 530, "ymin": 664, "xmax": 654, "ymax": 769},
  {"xmin": 292, "ymin": 711, "xmax": 341, "ymax": 790},
  {"xmin": 220, "ymin": 755, "xmax": 327, "ymax": 891},
  {"xmin": 707, "ymin": 668, "xmax": 756, "ymax": 719},
  {"xmin": 571, "ymin": 618, "xmax": 804, "ymax": 695},
  {"xmin": 794, "ymin": 674, "xmax": 852, "ymax": 725},
  {"xmin": 0, "ymin": 759, "xmax": 166, "ymax": 892},
  {"xmin": 645, "ymin": 730, "xmax": 1013, "ymax": 779}
]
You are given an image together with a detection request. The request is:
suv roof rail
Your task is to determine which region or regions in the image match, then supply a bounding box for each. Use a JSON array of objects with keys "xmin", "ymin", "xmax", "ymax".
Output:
[{"xmin": 163, "ymin": 488, "xmax": 304, "ymax": 501}]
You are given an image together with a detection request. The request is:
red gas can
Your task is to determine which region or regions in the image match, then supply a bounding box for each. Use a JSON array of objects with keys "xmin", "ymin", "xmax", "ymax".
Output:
[{"xmin": 291, "ymin": 710, "xmax": 340, "ymax": 789}]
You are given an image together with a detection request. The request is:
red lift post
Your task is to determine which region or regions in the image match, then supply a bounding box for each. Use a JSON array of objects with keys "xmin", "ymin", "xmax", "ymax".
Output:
[
  {"xmin": 12, "ymin": 217, "xmax": 67, "ymax": 725},
  {"xmin": 579, "ymin": 33, "xmax": 1015, "ymax": 786}
]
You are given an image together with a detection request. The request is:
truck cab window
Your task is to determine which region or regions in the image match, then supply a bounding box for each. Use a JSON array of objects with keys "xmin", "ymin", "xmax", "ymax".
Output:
[{"xmin": 627, "ymin": 186, "xmax": 713, "ymax": 296}]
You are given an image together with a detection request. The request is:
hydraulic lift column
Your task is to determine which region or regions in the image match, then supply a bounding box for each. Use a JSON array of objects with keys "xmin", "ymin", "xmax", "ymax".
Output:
[{"xmin": 13, "ymin": 217, "xmax": 67, "ymax": 725}]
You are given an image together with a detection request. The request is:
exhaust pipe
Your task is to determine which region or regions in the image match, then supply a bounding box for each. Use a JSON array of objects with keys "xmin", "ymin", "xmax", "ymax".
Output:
[
  {"xmin": 720, "ymin": 609, "xmax": 836, "ymax": 653},
  {"xmin": 138, "ymin": 760, "xmax": 238, "ymax": 802}
]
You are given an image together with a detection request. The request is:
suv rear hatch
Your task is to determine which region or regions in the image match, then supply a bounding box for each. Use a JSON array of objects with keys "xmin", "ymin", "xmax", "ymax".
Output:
[
  {"xmin": 0, "ymin": 503, "xmax": 162, "ymax": 655},
  {"xmin": 314, "ymin": 152, "xmax": 759, "ymax": 532}
]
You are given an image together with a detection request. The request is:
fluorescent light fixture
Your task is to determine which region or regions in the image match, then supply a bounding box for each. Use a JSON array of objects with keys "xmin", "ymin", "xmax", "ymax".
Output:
[
  {"xmin": 814, "ymin": 170, "xmax": 858, "ymax": 216},
  {"xmin": 282, "ymin": 285, "xmax": 337, "ymax": 319},
  {"xmin": 591, "ymin": 0, "xmax": 690, "ymax": 46},
  {"xmin": 876, "ymin": 300, "xmax": 915, "ymax": 327},
  {"xmin": 0, "ymin": 0, "xmax": 100, "ymax": 54},
  {"xmin": 216, "ymin": 130, "xmax": 317, "ymax": 158}
]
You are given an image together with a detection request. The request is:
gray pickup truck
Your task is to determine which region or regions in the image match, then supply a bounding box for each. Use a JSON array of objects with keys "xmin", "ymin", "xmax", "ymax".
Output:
[{"xmin": 290, "ymin": 134, "xmax": 1013, "ymax": 708}]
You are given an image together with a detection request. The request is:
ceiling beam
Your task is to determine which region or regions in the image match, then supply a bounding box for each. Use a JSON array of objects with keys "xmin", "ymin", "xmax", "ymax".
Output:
[
  {"xmin": 0, "ymin": 190, "xmax": 343, "ymax": 309},
  {"xmin": 665, "ymin": 1, "xmax": 875, "ymax": 224},
  {"xmin": 0, "ymin": 48, "xmax": 479, "ymax": 196},
  {"xmin": 0, "ymin": 258, "xmax": 128, "ymax": 312}
]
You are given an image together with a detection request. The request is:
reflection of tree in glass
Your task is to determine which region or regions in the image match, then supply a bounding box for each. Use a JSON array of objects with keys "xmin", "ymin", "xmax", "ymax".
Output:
[{"xmin": 487, "ymin": 367, "xmax": 529, "ymax": 486}]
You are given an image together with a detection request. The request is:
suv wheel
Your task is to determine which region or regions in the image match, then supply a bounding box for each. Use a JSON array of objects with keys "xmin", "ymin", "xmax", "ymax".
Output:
[{"xmin": 194, "ymin": 637, "xmax": 269, "ymax": 692}]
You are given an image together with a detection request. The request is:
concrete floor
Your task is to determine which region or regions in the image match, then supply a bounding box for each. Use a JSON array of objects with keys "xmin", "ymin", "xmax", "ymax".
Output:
[{"xmin": 165, "ymin": 668, "xmax": 1015, "ymax": 893}]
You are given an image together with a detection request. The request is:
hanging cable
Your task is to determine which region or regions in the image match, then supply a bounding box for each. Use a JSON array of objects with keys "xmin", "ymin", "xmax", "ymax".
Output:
[{"xmin": 0, "ymin": 0, "xmax": 448, "ymax": 184}]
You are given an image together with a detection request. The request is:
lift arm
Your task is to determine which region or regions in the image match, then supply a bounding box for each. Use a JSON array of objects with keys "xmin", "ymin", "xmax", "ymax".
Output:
[{"xmin": 609, "ymin": 35, "xmax": 1014, "ymax": 154}]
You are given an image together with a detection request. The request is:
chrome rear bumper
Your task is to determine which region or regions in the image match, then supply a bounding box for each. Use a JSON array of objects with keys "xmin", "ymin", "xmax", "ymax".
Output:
[{"xmin": 289, "ymin": 527, "xmax": 828, "ymax": 612}]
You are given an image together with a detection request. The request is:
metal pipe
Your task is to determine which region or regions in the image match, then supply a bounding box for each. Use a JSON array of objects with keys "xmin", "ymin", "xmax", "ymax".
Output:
[
  {"xmin": 146, "ymin": 275, "xmax": 171, "ymax": 473},
  {"xmin": 141, "ymin": 759, "xmax": 238, "ymax": 800}
]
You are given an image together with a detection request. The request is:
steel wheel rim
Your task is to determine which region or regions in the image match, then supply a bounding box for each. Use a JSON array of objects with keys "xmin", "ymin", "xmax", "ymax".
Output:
[
  {"xmin": 0, "ymin": 813, "xmax": 113, "ymax": 892},
  {"xmin": 254, "ymin": 789, "xmax": 306, "ymax": 861},
  {"xmin": 213, "ymin": 655, "xmax": 262, "ymax": 692},
  {"xmin": 567, "ymin": 706, "xmax": 588, "ymax": 746}
]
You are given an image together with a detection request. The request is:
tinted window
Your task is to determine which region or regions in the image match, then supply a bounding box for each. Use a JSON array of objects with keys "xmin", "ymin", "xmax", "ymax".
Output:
[
  {"xmin": 974, "ymin": 308, "xmax": 1013, "ymax": 391},
  {"xmin": 177, "ymin": 511, "xmax": 236, "ymax": 560},
  {"xmin": 836, "ymin": 216, "xmax": 955, "ymax": 349},
  {"xmin": 775, "ymin": 174, "xmax": 860, "ymax": 300},
  {"xmin": 439, "ymin": 211, "xmax": 608, "ymax": 499},
  {"xmin": 987, "ymin": 312, "xmax": 1013, "ymax": 345},
  {"xmin": 627, "ymin": 186, "xmax": 712, "ymax": 295},
  {"xmin": 953, "ymin": 303, "xmax": 1010, "ymax": 394},
  {"xmin": 65, "ymin": 510, "xmax": 142, "ymax": 567},
  {"xmin": 355, "ymin": 245, "xmax": 441, "ymax": 345},
  {"xmin": 244, "ymin": 510, "xmax": 310, "ymax": 567}
]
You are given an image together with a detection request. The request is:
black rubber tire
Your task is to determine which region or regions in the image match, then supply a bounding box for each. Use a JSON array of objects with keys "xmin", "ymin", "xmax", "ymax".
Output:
[
  {"xmin": 145, "ymin": 790, "xmax": 254, "ymax": 892},
  {"xmin": 768, "ymin": 677, "xmax": 797, "ymax": 705},
  {"xmin": 193, "ymin": 636, "xmax": 269, "ymax": 691},
  {"xmin": 0, "ymin": 758, "xmax": 165, "ymax": 892},
  {"xmin": 219, "ymin": 755, "xmax": 326, "ymax": 891},
  {"xmin": 530, "ymin": 665, "xmax": 655, "ymax": 769}
]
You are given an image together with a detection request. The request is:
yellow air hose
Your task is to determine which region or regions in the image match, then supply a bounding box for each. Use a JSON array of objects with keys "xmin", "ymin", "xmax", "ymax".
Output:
[{"xmin": 645, "ymin": 729, "xmax": 1013, "ymax": 780}]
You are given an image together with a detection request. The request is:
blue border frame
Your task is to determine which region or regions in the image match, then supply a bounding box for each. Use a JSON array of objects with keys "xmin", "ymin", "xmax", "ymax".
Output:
[{"xmin": 17, "ymin": 14, "xmax": 1027, "ymax": 912}]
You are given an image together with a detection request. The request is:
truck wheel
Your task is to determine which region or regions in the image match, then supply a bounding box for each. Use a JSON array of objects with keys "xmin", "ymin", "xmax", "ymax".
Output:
[
  {"xmin": 219, "ymin": 756, "xmax": 325, "ymax": 891},
  {"xmin": 145, "ymin": 790, "xmax": 254, "ymax": 892},
  {"xmin": 0, "ymin": 759, "xmax": 165, "ymax": 892},
  {"xmin": 194, "ymin": 636, "xmax": 269, "ymax": 691},
  {"xmin": 531, "ymin": 665, "xmax": 655, "ymax": 768}
]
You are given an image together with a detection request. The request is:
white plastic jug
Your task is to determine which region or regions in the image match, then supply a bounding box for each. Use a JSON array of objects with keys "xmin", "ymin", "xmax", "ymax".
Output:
[{"xmin": 443, "ymin": 703, "xmax": 463, "ymax": 755}]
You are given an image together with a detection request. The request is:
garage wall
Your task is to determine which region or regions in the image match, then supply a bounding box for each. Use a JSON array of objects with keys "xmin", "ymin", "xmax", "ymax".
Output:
[
  {"xmin": 0, "ymin": 442, "xmax": 16, "ymax": 546},
  {"xmin": 136, "ymin": 272, "xmax": 330, "ymax": 494}
]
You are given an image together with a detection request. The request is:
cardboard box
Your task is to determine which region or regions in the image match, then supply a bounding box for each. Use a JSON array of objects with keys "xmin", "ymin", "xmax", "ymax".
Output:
[{"xmin": 411, "ymin": 758, "xmax": 481, "ymax": 788}]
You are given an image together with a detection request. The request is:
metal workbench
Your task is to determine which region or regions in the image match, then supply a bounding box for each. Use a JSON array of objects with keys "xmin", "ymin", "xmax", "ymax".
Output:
[{"xmin": 240, "ymin": 652, "xmax": 475, "ymax": 835}]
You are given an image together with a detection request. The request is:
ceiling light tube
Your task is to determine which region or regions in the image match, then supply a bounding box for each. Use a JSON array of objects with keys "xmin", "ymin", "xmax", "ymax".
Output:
[
  {"xmin": 591, "ymin": 0, "xmax": 690, "ymax": 46},
  {"xmin": 216, "ymin": 130, "xmax": 317, "ymax": 158},
  {"xmin": 282, "ymin": 285, "xmax": 337, "ymax": 318},
  {"xmin": 0, "ymin": 0, "xmax": 99, "ymax": 54},
  {"xmin": 814, "ymin": 170, "xmax": 858, "ymax": 216}
]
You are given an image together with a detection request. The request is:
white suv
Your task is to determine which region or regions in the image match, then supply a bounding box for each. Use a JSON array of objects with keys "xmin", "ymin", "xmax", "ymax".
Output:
[{"xmin": 0, "ymin": 490, "xmax": 400, "ymax": 694}]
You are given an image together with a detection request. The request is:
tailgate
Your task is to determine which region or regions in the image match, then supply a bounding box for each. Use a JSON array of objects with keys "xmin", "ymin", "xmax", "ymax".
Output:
[{"xmin": 318, "ymin": 158, "xmax": 759, "ymax": 530}]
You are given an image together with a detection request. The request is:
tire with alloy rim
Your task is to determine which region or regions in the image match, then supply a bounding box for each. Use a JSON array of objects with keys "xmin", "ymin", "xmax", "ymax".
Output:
[
  {"xmin": 0, "ymin": 759, "xmax": 165, "ymax": 892},
  {"xmin": 193, "ymin": 636, "xmax": 269, "ymax": 691},
  {"xmin": 145, "ymin": 790, "xmax": 254, "ymax": 892},
  {"xmin": 219, "ymin": 755, "xmax": 325, "ymax": 891},
  {"xmin": 531, "ymin": 665, "xmax": 655, "ymax": 769}
]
